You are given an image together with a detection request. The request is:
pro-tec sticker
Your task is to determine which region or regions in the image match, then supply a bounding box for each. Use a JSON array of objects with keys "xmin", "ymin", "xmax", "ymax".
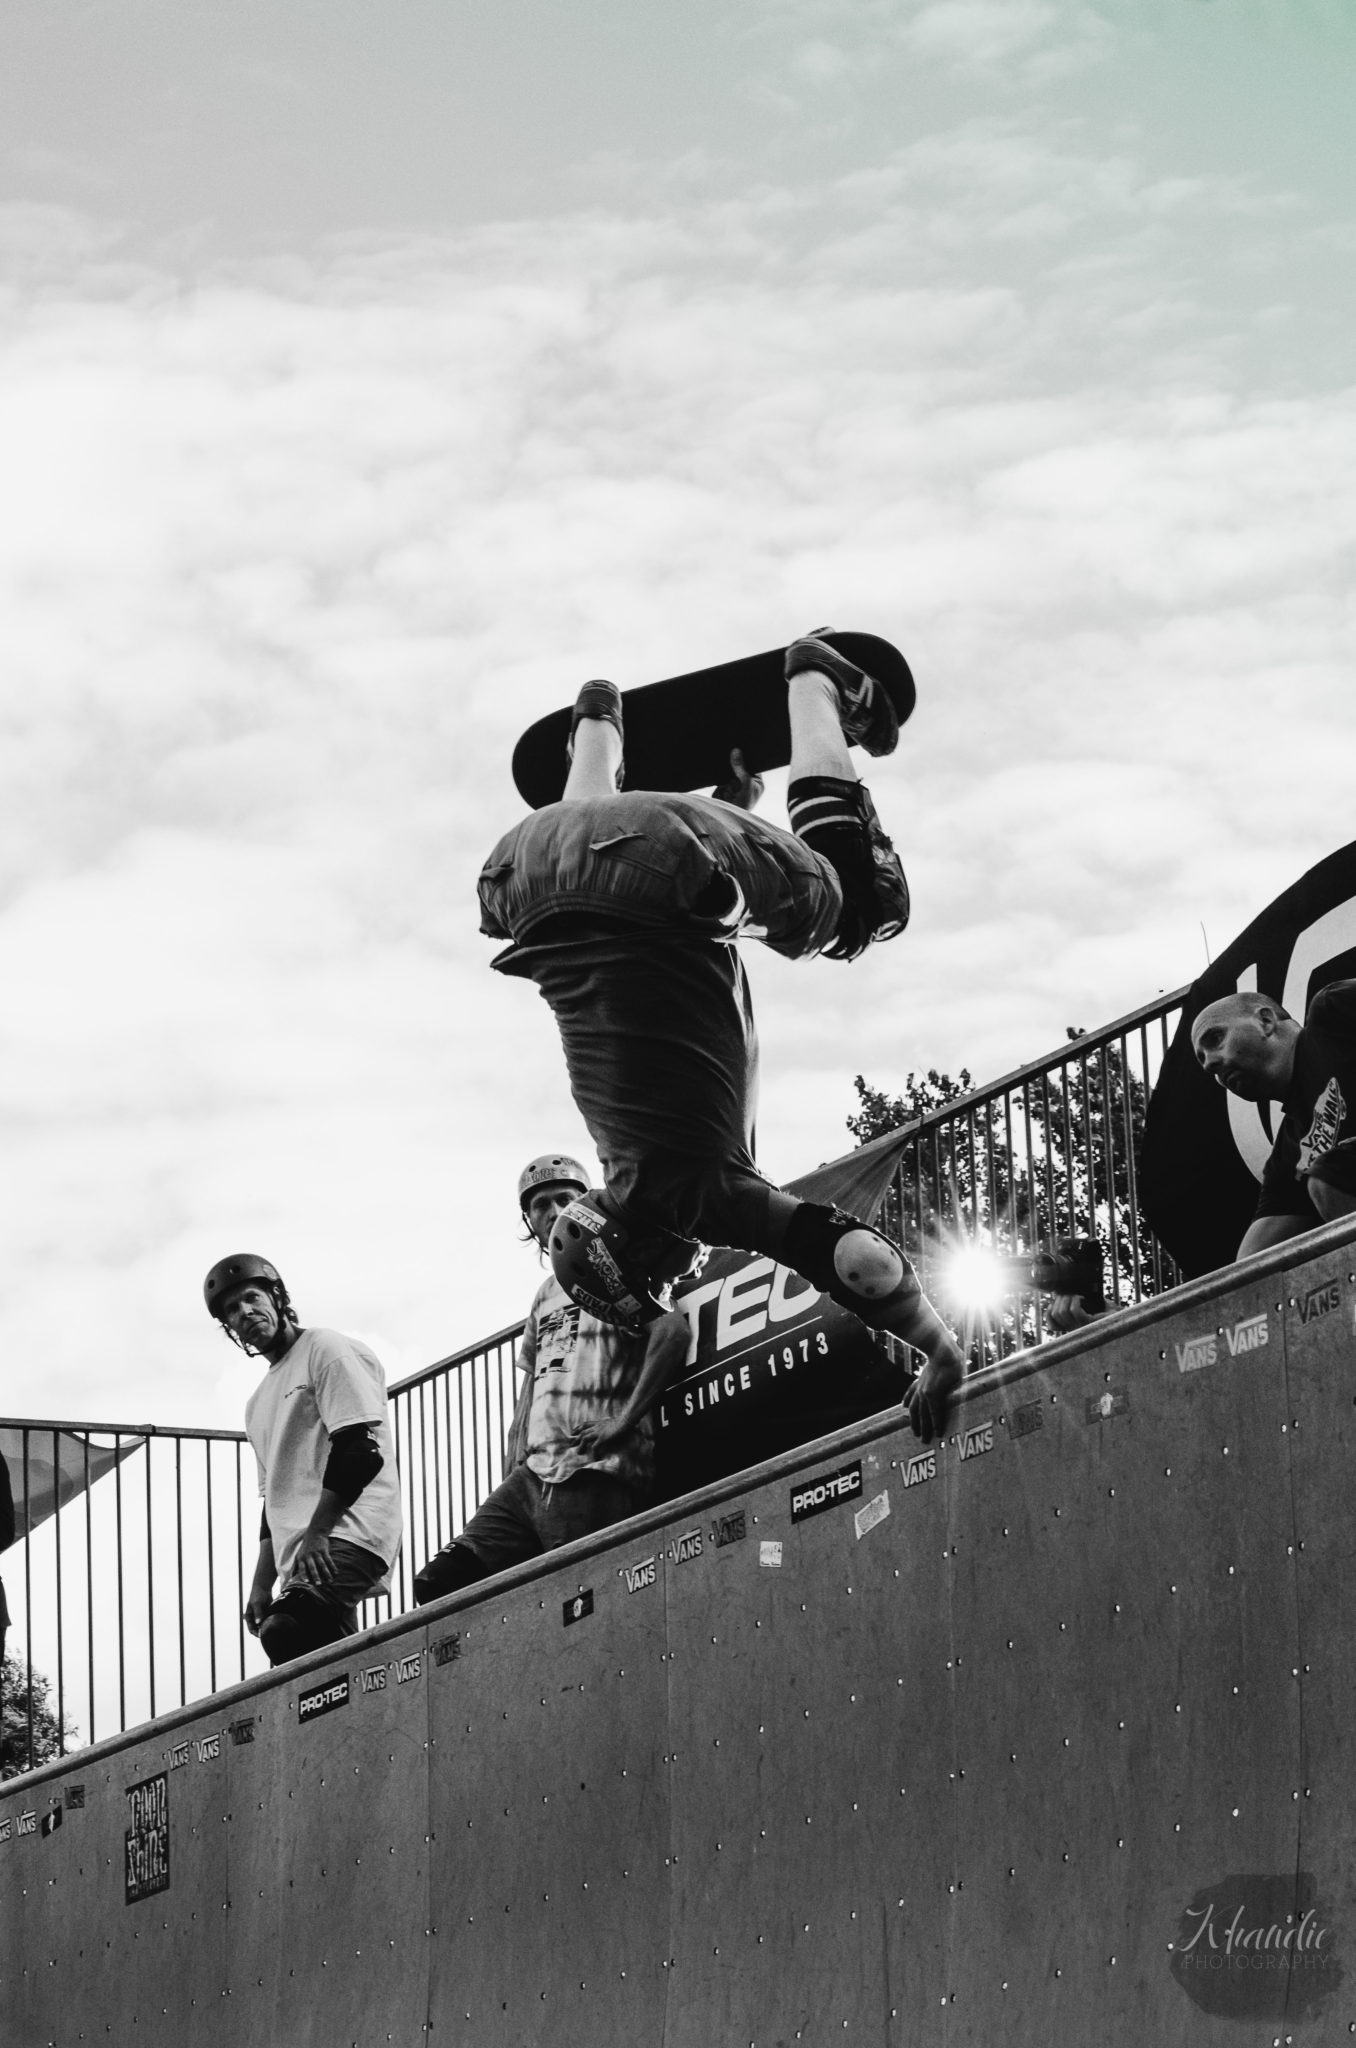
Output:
[
  {"xmin": 297, "ymin": 1676, "xmax": 350, "ymax": 1724},
  {"xmin": 790, "ymin": 1461, "xmax": 863, "ymax": 1523}
]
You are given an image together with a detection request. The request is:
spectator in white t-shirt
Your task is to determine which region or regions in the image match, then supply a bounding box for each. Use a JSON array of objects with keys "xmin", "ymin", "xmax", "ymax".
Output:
[
  {"xmin": 413, "ymin": 1154, "xmax": 688, "ymax": 1604},
  {"xmin": 204, "ymin": 1253, "xmax": 403, "ymax": 1666}
]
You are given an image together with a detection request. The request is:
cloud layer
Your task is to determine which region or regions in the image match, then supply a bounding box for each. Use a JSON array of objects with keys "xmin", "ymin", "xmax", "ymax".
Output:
[{"xmin": 1, "ymin": 89, "xmax": 1353, "ymax": 1428}]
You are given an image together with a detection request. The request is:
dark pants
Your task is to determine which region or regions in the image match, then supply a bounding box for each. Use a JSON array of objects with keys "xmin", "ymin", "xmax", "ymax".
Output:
[
  {"xmin": 479, "ymin": 793, "xmax": 841, "ymax": 1262},
  {"xmin": 414, "ymin": 1465, "xmax": 650, "ymax": 1602},
  {"xmin": 258, "ymin": 1538, "xmax": 389, "ymax": 1667}
]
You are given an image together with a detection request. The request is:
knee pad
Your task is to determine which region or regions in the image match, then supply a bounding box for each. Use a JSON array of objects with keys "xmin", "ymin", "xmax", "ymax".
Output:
[
  {"xmin": 258, "ymin": 1589, "xmax": 345, "ymax": 1667},
  {"xmin": 783, "ymin": 1202, "xmax": 921, "ymax": 1326},
  {"xmin": 412, "ymin": 1542, "xmax": 490, "ymax": 1606}
]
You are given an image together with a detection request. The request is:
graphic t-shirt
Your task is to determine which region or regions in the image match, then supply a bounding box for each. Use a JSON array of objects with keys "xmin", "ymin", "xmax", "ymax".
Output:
[
  {"xmin": 245, "ymin": 1328, "xmax": 403, "ymax": 1593},
  {"xmin": 1255, "ymin": 981, "xmax": 1356, "ymax": 1219},
  {"xmin": 514, "ymin": 1272, "xmax": 656, "ymax": 1490}
]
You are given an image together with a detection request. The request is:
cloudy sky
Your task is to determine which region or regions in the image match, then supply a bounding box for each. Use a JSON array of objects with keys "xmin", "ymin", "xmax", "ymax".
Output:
[{"xmin": 2, "ymin": 0, "xmax": 1354, "ymax": 1431}]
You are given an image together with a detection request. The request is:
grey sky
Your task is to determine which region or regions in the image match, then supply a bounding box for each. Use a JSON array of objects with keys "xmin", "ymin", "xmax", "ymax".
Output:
[{"xmin": 3, "ymin": 3, "xmax": 1352, "ymax": 248}]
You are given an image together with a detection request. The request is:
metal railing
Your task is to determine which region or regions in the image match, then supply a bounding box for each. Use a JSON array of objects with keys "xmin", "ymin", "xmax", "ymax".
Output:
[
  {"xmin": 873, "ymin": 987, "xmax": 1187, "ymax": 1366},
  {"xmin": 1, "ymin": 985, "xmax": 1187, "ymax": 1772},
  {"xmin": 1, "ymin": 1424, "xmax": 256, "ymax": 1777}
]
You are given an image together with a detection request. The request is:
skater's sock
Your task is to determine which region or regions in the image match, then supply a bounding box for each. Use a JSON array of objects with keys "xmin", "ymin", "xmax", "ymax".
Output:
[
  {"xmin": 788, "ymin": 774, "xmax": 874, "ymax": 959},
  {"xmin": 788, "ymin": 776, "xmax": 869, "ymax": 870}
]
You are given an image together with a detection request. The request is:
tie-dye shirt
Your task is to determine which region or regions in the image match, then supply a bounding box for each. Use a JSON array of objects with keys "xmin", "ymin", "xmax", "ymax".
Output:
[{"xmin": 514, "ymin": 1271, "xmax": 654, "ymax": 1489}]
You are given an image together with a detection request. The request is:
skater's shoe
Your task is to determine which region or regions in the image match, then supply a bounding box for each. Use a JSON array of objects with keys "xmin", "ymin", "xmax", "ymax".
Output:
[
  {"xmin": 567, "ymin": 678, "xmax": 625, "ymax": 788},
  {"xmin": 785, "ymin": 629, "xmax": 899, "ymax": 759},
  {"xmin": 818, "ymin": 782, "xmax": 911, "ymax": 961}
]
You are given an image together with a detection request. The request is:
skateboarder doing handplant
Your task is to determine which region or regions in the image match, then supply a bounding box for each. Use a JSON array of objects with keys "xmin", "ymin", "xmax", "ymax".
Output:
[{"xmin": 478, "ymin": 631, "xmax": 965, "ymax": 1442}]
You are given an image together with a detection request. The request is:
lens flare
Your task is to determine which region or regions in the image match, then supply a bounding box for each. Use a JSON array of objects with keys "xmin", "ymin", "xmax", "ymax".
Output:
[{"xmin": 942, "ymin": 1245, "xmax": 1008, "ymax": 1312}]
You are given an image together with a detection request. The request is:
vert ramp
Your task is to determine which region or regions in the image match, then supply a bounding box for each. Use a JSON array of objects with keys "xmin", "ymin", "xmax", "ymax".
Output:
[{"xmin": 4, "ymin": 1221, "xmax": 1356, "ymax": 2044}]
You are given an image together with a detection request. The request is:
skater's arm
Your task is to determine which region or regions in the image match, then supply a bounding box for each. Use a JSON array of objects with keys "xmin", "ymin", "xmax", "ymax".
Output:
[
  {"xmin": 575, "ymin": 1310, "xmax": 690, "ymax": 1458},
  {"xmin": 894, "ymin": 1295, "xmax": 966, "ymax": 1446}
]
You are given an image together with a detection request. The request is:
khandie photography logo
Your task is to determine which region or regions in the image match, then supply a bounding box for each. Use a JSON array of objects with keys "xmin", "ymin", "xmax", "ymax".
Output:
[{"xmin": 1170, "ymin": 1874, "xmax": 1342, "ymax": 2022}]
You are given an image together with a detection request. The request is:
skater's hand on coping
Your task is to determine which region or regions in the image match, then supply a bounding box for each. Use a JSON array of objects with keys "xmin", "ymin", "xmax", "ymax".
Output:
[{"xmin": 903, "ymin": 1345, "xmax": 965, "ymax": 1444}]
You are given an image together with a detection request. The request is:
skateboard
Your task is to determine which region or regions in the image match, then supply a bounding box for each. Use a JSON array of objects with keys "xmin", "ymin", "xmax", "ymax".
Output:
[{"xmin": 511, "ymin": 632, "xmax": 916, "ymax": 809}]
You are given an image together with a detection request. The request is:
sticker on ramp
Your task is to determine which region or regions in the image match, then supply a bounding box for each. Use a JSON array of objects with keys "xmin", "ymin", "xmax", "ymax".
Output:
[
  {"xmin": 1008, "ymin": 1401, "xmax": 1043, "ymax": 1440},
  {"xmin": 124, "ymin": 1774, "xmax": 169, "ymax": 1905},
  {"xmin": 759, "ymin": 1541, "xmax": 783, "ymax": 1568},
  {"xmin": 790, "ymin": 1461, "xmax": 862, "ymax": 1522},
  {"xmin": 1296, "ymin": 1279, "xmax": 1340, "ymax": 1325},
  {"xmin": 297, "ymin": 1675, "xmax": 350, "ymax": 1724},
  {"xmin": 563, "ymin": 1589, "xmax": 594, "ymax": 1625},
  {"xmin": 854, "ymin": 1489, "xmax": 891, "ymax": 1540},
  {"xmin": 1085, "ymin": 1389, "xmax": 1130, "ymax": 1423},
  {"xmin": 957, "ymin": 1420, "xmax": 994, "ymax": 1462}
]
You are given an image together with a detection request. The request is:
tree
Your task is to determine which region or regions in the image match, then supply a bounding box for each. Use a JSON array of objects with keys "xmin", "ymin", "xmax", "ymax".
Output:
[
  {"xmin": 1, "ymin": 1655, "xmax": 76, "ymax": 1778},
  {"xmin": 847, "ymin": 1067, "xmax": 973, "ymax": 1145}
]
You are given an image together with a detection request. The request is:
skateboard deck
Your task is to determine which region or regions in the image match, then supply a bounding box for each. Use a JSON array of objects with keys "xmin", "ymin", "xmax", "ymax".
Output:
[{"xmin": 511, "ymin": 632, "xmax": 915, "ymax": 809}]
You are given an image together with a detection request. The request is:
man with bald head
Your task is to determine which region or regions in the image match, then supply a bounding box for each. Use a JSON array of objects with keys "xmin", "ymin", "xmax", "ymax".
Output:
[{"xmin": 1192, "ymin": 980, "xmax": 1356, "ymax": 1259}]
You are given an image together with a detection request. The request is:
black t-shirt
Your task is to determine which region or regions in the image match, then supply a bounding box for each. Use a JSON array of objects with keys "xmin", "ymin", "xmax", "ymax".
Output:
[{"xmin": 1255, "ymin": 980, "xmax": 1356, "ymax": 1219}]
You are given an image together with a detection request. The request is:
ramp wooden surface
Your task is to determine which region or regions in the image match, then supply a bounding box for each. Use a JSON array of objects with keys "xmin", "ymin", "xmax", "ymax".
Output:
[{"xmin": 5, "ymin": 1224, "xmax": 1356, "ymax": 2045}]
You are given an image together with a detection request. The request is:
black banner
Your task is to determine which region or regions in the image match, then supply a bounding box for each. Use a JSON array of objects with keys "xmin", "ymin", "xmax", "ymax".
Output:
[
  {"xmin": 1141, "ymin": 841, "xmax": 1356, "ymax": 1277},
  {"xmin": 653, "ymin": 1252, "xmax": 899, "ymax": 1499}
]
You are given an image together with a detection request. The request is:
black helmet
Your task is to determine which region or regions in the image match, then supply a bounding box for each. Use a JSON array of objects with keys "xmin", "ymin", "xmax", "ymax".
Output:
[{"xmin": 203, "ymin": 1253, "xmax": 285, "ymax": 1322}]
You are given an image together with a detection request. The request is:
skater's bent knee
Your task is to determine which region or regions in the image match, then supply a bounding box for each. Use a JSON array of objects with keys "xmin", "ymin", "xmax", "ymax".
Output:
[{"xmin": 783, "ymin": 1203, "xmax": 921, "ymax": 1321}]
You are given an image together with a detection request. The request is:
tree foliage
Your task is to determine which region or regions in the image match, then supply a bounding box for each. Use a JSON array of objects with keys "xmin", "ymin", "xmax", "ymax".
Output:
[{"xmin": 1, "ymin": 1655, "xmax": 76, "ymax": 1779}]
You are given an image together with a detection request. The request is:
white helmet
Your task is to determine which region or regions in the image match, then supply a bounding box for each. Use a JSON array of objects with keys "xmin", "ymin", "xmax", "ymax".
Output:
[{"xmin": 517, "ymin": 1153, "xmax": 589, "ymax": 1212}]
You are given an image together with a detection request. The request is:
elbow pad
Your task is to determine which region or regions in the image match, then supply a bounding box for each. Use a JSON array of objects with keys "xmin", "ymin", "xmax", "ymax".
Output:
[{"xmin": 322, "ymin": 1425, "xmax": 384, "ymax": 1506}]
